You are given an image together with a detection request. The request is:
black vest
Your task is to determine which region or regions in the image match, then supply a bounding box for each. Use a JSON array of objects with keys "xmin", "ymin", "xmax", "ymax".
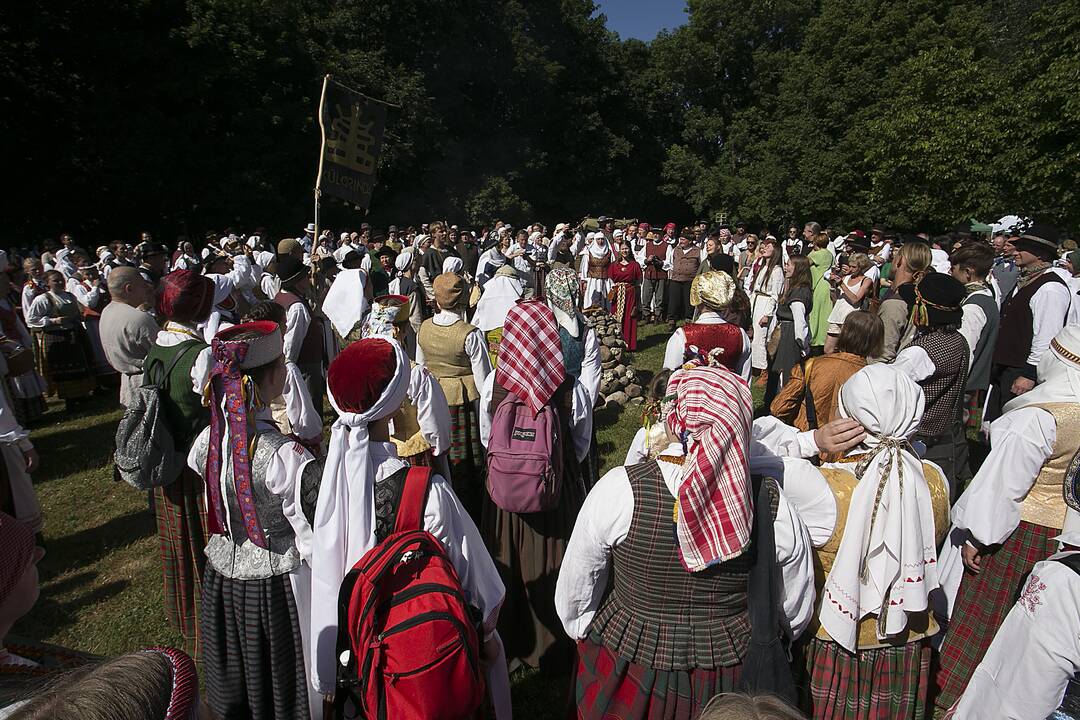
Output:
[
  {"xmin": 994, "ymin": 271, "xmax": 1067, "ymax": 368},
  {"xmin": 963, "ymin": 291, "xmax": 999, "ymax": 392}
]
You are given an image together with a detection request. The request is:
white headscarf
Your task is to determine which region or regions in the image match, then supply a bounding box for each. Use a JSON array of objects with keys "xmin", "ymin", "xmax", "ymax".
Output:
[
  {"xmin": 442, "ymin": 256, "xmax": 464, "ymax": 274},
  {"xmin": 394, "ymin": 248, "xmax": 414, "ymax": 272},
  {"xmin": 472, "ymin": 273, "xmax": 523, "ymax": 331},
  {"xmin": 588, "ymin": 232, "xmax": 611, "ymax": 258},
  {"xmin": 1003, "ymin": 326, "xmax": 1080, "ymax": 412},
  {"xmin": 322, "ymin": 268, "xmax": 370, "ymax": 337},
  {"xmin": 254, "ymin": 250, "xmax": 275, "ymax": 273},
  {"xmin": 310, "ymin": 338, "xmax": 410, "ymax": 693},
  {"xmin": 819, "ymin": 364, "xmax": 939, "ymax": 653}
]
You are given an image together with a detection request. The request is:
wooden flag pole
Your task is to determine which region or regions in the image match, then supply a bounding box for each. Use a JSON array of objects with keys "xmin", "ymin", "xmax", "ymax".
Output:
[{"xmin": 312, "ymin": 74, "xmax": 330, "ymax": 283}]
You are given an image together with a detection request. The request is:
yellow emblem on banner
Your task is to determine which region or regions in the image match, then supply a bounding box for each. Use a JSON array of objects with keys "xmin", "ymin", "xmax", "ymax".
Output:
[{"xmin": 326, "ymin": 102, "xmax": 379, "ymax": 174}]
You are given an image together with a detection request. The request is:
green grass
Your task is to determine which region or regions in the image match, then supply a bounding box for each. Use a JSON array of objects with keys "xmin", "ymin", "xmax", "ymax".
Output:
[{"xmin": 13, "ymin": 320, "xmax": 721, "ymax": 718}]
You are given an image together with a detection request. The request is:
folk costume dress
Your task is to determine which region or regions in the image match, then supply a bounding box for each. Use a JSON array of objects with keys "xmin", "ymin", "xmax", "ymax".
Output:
[
  {"xmin": 144, "ymin": 270, "xmax": 217, "ymax": 656},
  {"xmin": 415, "ymin": 273, "xmax": 492, "ymax": 521},
  {"xmin": 0, "ymin": 295, "xmax": 46, "ymax": 425},
  {"xmin": 479, "ymin": 297, "xmax": 594, "ymax": 676},
  {"xmin": 0, "ymin": 358, "xmax": 41, "ymax": 535},
  {"xmin": 579, "ymin": 235, "xmax": 614, "ymax": 312},
  {"xmin": 662, "ymin": 273, "xmax": 751, "ymax": 380},
  {"xmin": 67, "ymin": 274, "xmax": 113, "ymax": 377},
  {"xmin": 308, "ymin": 338, "xmax": 511, "ymax": 719},
  {"xmin": 607, "ymin": 259, "xmax": 642, "ymax": 351},
  {"xmin": 755, "ymin": 366, "xmax": 950, "ymax": 720},
  {"xmin": 26, "ymin": 289, "xmax": 96, "ymax": 400},
  {"xmin": 935, "ymin": 327, "xmax": 1080, "ymax": 712},
  {"xmin": 556, "ymin": 366, "xmax": 815, "ymax": 720},
  {"xmin": 187, "ymin": 322, "xmax": 320, "ymax": 720}
]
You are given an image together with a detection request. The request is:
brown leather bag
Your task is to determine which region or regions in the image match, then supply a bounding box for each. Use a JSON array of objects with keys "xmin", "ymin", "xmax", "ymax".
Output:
[{"xmin": 0, "ymin": 339, "xmax": 35, "ymax": 376}]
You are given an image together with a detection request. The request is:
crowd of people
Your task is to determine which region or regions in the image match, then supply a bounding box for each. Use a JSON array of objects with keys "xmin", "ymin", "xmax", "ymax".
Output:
[{"xmin": 0, "ymin": 213, "xmax": 1077, "ymax": 720}]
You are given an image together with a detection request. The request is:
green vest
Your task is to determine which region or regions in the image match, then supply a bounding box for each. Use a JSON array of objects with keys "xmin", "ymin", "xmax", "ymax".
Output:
[{"xmin": 144, "ymin": 340, "xmax": 208, "ymax": 450}]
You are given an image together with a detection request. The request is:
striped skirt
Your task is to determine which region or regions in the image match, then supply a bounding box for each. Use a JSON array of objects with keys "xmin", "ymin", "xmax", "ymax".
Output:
[
  {"xmin": 201, "ymin": 567, "xmax": 310, "ymax": 720},
  {"xmin": 934, "ymin": 520, "xmax": 1059, "ymax": 710},
  {"xmin": 448, "ymin": 401, "xmax": 484, "ymax": 520},
  {"xmin": 33, "ymin": 327, "xmax": 95, "ymax": 400},
  {"xmin": 805, "ymin": 637, "xmax": 930, "ymax": 719},
  {"xmin": 574, "ymin": 637, "xmax": 741, "ymax": 720},
  {"xmin": 153, "ymin": 467, "xmax": 208, "ymax": 657}
]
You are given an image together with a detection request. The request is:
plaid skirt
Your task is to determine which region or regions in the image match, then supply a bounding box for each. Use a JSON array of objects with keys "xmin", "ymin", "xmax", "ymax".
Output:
[
  {"xmin": 934, "ymin": 520, "xmax": 1059, "ymax": 710},
  {"xmin": 574, "ymin": 637, "xmax": 741, "ymax": 720},
  {"xmin": 201, "ymin": 567, "xmax": 310, "ymax": 720},
  {"xmin": 33, "ymin": 327, "xmax": 95, "ymax": 399},
  {"xmin": 154, "ymin": 467, "xmax": 208, "ymax": 657},
  {"xmin": 805, "ymin": 637, "xmax": 930, "ymax": 719}
]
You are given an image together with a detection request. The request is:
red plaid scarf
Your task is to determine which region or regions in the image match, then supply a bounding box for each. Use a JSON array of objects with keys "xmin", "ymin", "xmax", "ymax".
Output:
[
  {"xmin": 666, "ymin": 365, "xmax": 753, "ymax": 571},
  {"xmin": 496, "ymin": 299, "xmax": 565, "ymax": 414}
]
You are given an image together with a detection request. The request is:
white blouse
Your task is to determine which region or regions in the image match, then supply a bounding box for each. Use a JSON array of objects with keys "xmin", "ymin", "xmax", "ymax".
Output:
[{"xmin": 555, "ymin": 443, "xmax": 817, "ymax": 642}]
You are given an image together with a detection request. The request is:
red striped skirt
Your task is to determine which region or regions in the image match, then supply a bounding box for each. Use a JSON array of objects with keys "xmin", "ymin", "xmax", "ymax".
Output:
[
  {"xmin": 805, "ymin": 637, "xmax": 930, "ymax": 719},
  {"xmin": 934, "ymin": 520, "xmax": 1059, "ymax": 710},
  {"xmin": 574, "ymin": 637, "xmax": 741, "ymax": 720}
]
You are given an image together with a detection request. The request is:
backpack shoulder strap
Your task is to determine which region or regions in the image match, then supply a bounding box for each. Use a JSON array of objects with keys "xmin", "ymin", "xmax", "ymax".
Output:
[
  {"xmin": 393, "ymin": 466, "xmax": 433, "ymax": 534},
  {"xmin": 151, "ymin": 339, "xmax": 204, "ymax": 389}
]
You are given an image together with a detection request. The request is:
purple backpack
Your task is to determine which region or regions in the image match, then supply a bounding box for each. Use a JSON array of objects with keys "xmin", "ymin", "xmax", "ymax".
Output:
[{"xmin": 486, "ymin": 392, "xmax": 564, "ymax": 513}]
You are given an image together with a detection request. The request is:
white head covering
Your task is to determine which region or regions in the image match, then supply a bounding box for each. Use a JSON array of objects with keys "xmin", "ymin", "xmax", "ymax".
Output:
[
  {"xmin": 310, "ymin": 338, "xmax": 410, "ymax": 692},
  {"xmin": 254, "ymin": 250, "xmax": 275, "ymax": 272},
  {"xmin": 1003, "ymin": 326, "xmax": 1080, "ymax": 412},
  {"xmin": 322, "ymin": 268, "xmax": 371, "ymax": 337},
  {"xmin": 442, "ymin": 256, "xmax": 464, "ymax": 274},
  {"xmin": 819, "ymin": 364, "xmax": 939, "ymax": 653},
  {"xmin": 394, "ymin": 248, "xmax": 414, "ymax": 272},
  {"xmin": 528, "ymin": 231, "xmax": 542, "ymax": 244},
  {"xmin": 472, "ymin": 274, "xmax": 523, "ymax": 331}
]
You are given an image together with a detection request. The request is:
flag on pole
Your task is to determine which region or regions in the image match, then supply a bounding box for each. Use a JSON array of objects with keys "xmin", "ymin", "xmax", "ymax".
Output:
[{"xmin": 316, "ymin": 77, "xmax": 389, "ymax": 209}]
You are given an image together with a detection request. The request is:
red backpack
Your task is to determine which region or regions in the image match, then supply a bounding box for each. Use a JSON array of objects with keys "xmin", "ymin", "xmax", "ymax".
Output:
[{"xmin": 335, "ymin": 467, "xmax": 485, "ymax": 720}]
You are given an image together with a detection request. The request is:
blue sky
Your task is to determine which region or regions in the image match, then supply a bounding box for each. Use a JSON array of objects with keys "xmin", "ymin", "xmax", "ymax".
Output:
[{"xmin": 594, "ymin": 0, "xmax": 689, "ymax": 41}]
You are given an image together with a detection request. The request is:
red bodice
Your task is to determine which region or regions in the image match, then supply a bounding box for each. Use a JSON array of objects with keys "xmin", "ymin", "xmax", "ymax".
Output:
[{"xmin": 682, "ymin": 322, "xmax": 743, "ymax": 370}]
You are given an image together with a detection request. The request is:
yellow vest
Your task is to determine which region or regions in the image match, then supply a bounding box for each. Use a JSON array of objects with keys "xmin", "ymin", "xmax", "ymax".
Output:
[
  {"xmin": 391, "ymin": 364, "xmax": 431, "ymax": 458},
  {"xmin": 811, "ymin": 462, "xmax": 950, "ymax": 649},
  {"xmin": 417, "ymin": 319, "xmax": 479, "ymax": 406},
  {"xmin": 1018, "ymin": 402, "xmax": 1080, "ymax": 530}
]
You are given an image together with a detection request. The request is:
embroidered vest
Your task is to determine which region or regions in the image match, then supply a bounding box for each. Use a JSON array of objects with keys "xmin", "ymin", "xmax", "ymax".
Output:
[
  {"xmin": 909, "ymin": 330, "xmax": 969, "ymax": 438},
  {"xmin": 192, "ymin": 430, "xmax": 319, "ymax": 579},
  {"xmin": 669, "ymin": 247, "xmax": 701, "ymax": 283},
  {"xmin": 994, "ymin": 271, "xmax": 1067, "ymax": 368},
  {"xmin": 1019, "ymin": 402, "xmax": 1080, "ymax": 530},
  {"xmin": 811, "ymin": 462, "xmax": 950, "ymax": 648},
  {"xmin": 417, "ymin": 319, "xmax": 479, "ymax": 406},
  {"xmin": 682, "ymin": 322, "xmax": 743, "ymax": 370},
  {"xmin": 591, "ymin": 460, "xmax": 755, "ymax": 670}
]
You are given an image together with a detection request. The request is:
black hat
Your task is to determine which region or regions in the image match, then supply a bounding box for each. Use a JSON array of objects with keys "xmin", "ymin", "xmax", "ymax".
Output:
[
  {"xmin": 734, "ymin": 219, "xmax": 747, "ymax": 229},
  {"xmin": 371, "ymin": 230, "xmax": 386, "ymax": 242},
  {"xmin": 360, "ymin": 222, "xmax": 371, "ymax": 231},
  {"xmin": 388, "ymin": 225, "xmax": 398, "ymax": 233},
  {"xmin": 275, "ymin": 255, "xmax": 307, "ymax": 285},
  {"xmin": 376, "ymin": 246, "xmax": 397, "ymax": 260},
  {"xmin": 900, "ymin": 273, "xmax": 966, "ymax": 327},
  {"xmin": 341, "ymin": 250, "xmax": 364, "ymax": 268},
  {"xmin": 1014, "ymin": 222, "xmax": 1061, "ymax": 253},
  {"xmin": 136, "ymin": 242, "xmax": 168, "ymax": 260},
  {"xmin": 597, "ymin": 215, "xmax": 610, "ymax": 224}
]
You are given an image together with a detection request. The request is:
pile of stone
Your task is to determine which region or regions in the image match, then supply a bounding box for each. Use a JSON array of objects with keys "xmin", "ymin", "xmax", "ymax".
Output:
[{"xmin": 585, "ymin": 310, "xmax": 643, "ymax": 408}]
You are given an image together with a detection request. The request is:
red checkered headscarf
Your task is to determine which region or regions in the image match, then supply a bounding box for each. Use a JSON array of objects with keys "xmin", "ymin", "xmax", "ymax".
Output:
[
  {"xmin": 496, "ymin": 299, "xmax": 565, "ymax": 414},
  {"xmin": 665, "ymin": 365, "xmax": 753, "ymax": 571}
]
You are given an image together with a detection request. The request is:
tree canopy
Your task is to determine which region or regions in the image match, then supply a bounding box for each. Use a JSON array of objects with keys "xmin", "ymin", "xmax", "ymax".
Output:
[{"xmin": 2, "ymin": 0, "xmax": 1077, "ymax": 242}]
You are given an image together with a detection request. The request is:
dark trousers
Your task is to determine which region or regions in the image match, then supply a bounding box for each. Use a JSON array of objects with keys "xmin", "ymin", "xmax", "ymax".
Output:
[
  {"xmin": 918, "ymin": 423, "xmax": 962, "ymax": 502},
  {"xmin": 985, "ymin": 363, "xmax": 1025, "ymax": 424},
  {"xmin": 761, "ymin": 365, "xmax": 797, "ymax": 414},
  {"xmin": 297, "ymin": 361, "xmax": 325, "ymax": 419},
  {"xmin": 666, "ymin": 280, "xmax": 692, "ymax": 322},
  {"xmin": 642, "ymin": 276, "xmax": 666, "ymax": 317}
]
